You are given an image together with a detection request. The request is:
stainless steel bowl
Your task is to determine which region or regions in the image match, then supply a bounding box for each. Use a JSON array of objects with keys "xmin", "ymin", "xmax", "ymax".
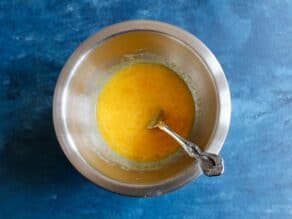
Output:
[{"xmin": 53, "ymin": 20, "xmax": 231, "ymax": 196}]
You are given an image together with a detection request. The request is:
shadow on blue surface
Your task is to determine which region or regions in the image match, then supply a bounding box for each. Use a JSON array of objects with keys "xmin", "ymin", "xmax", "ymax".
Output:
[
  {"xmin": 1, "ymin": 110, "xmax": 73, "ymax": 186},
  {"xmin": 0, "ymin": 56, "xmax": 77, "ymax": 188}
]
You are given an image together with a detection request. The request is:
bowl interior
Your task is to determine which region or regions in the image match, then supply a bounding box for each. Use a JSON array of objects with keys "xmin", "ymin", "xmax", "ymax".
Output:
[{"xmin": 62, "ymin": 30, "xmax": 218, "ymax": 186}]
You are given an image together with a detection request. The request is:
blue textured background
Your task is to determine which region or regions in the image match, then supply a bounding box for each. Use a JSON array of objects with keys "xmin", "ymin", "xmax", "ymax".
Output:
[{"xmin": 1, "ymin": 0, "xmax": 292, "ymax": 218}]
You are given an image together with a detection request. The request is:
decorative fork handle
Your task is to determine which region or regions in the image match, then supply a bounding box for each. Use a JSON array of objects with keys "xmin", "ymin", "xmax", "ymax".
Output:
[{"xmin": 157, "ymin": 121, "xmax": 224, "ymax": 176}]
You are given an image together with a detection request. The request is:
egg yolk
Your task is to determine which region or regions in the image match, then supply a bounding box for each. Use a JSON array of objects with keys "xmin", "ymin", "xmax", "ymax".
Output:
[{"xmin": 96, "ymin": 63, "xmax": 195, "ymax": 162}]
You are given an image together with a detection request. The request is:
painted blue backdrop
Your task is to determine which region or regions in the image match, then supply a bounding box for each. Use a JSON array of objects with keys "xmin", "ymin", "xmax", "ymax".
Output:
[{"xmin": 1, "ymin": 0, "xmax": 292, "ymax": 218}]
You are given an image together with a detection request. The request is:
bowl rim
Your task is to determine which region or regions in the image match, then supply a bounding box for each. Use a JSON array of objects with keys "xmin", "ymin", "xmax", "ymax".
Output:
[{"xmin": 53, "ymin": 20, "xmax": 231, "ymax": 196}]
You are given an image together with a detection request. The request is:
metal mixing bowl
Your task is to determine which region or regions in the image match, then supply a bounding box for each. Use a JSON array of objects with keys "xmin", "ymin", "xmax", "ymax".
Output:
[{"xmin": 53, "ymin": 20, "xmax": 231, "ymax": 196}]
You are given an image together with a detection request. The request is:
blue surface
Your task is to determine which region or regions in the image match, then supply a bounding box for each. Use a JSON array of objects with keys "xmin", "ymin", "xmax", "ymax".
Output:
[{"xmin": 1, "ymin": 0, "xmax": 292, "ymax": 218}]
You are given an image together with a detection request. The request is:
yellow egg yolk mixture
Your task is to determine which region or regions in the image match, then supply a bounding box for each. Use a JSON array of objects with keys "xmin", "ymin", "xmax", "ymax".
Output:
[{"xmin": 96, "ymin": 63, "xmax": 195, "ymax": 162}]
